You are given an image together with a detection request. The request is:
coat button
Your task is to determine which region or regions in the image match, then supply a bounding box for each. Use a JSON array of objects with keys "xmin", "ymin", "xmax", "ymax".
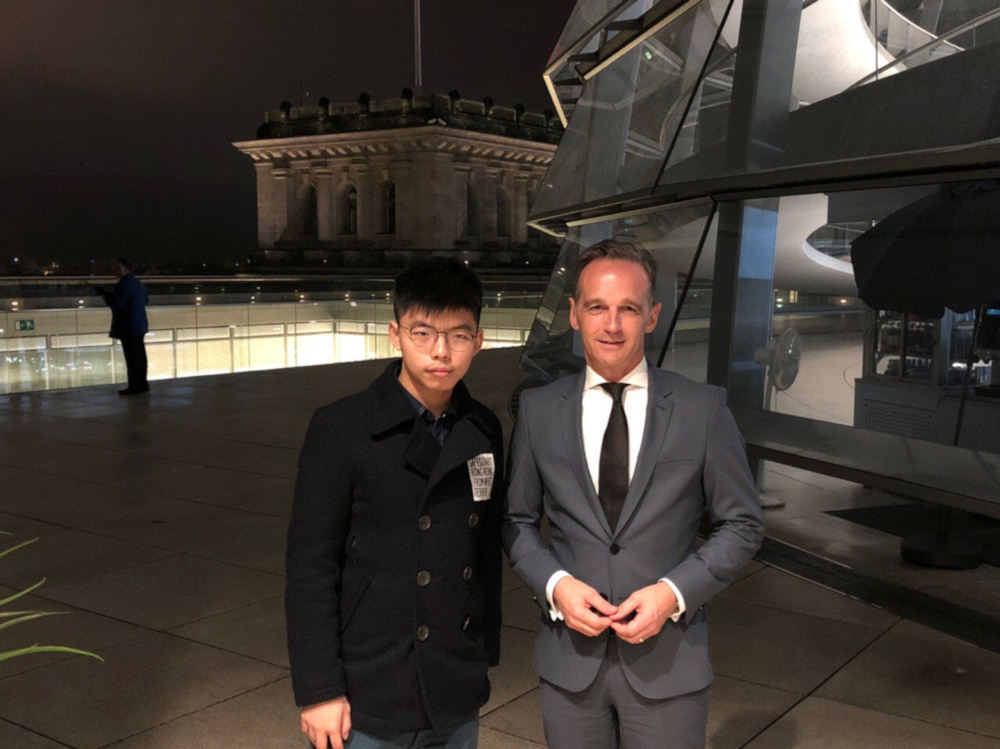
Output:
[
  {"xmin": 462, "ymin": 565, "xmax": 473, "ymax": 581},
  {"xmin": 462, "ymin": 614, "xmax": 471, "ymax": 632},
  {"xmin": 416, "ymin": 570, "xmax": 431, "ymax": 587},
  {"xmin": 418, "ymin": 515, "xmax": 431, "ymax": 531},
  {"xmin": 610, "ymin": 543, "xmax": 620, "ymax": 555},
  {"xmin": 468, "ymin": 513, "xmax": 479, "ymax": 528},
  {"xmin": 416, "ymin": 625, "xmax": 429, "ymax": 642}
]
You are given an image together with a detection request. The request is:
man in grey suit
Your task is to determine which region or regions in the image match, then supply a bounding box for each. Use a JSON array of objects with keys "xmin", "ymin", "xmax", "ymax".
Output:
[{"xmin": 504, "ymin": 241, "xmax": 764, "ymax": 748}]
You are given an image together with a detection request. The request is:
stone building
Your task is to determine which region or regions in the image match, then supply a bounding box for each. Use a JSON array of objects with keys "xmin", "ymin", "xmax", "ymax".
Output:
[{"xmin": 232, "ymin": 90, "xmax": 563, "ymax": 268}]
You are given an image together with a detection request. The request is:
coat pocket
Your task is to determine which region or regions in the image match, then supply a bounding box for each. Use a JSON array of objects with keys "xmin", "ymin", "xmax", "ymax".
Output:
[{"xmin": 340, "ymin": 577, "xmax": 372, "ymax": 635}]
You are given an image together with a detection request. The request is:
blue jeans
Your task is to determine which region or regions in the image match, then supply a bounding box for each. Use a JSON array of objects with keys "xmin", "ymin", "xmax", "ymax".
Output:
[{"xmin": 341, "ymin": 716, "xmax": 478, "ymax": 749}]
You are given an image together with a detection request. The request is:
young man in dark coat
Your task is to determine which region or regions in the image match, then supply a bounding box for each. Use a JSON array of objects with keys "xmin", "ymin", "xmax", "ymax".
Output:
[
  {"xmin": 96, "ymin": 257, "xmax": 149, "ymax": 396},
  {"xmin": 286, "ymin": 259, "xmax": 505, "ymax": 749}
]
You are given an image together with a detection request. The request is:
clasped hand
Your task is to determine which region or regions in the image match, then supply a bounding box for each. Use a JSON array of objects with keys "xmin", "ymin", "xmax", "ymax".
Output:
[{"xmin": 552, "ymin": 577, "xmax": 677, "ymax": 644}]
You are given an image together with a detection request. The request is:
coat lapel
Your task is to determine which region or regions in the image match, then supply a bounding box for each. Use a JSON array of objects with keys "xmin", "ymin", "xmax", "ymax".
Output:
[
  {"xmin": 422, "ymin": 413, "xmax": 493, "ymax": 505},
  {"xmin": 613, "ymin": 367, "xmax": 674, "ymax": 540},
  {"xmin": 560, "ymin": 372, "xmax": 614, "ymax": 540}
]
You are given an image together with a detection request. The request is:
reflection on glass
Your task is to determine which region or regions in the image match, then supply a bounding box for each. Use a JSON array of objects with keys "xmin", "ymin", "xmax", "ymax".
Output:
[
  {"xmin": 534, "ymin": 0, "xmax": 734, "ymax": 217},
  {"xmin": 521, "ymin": 202, "xmax": 716, "ymax": 382}
]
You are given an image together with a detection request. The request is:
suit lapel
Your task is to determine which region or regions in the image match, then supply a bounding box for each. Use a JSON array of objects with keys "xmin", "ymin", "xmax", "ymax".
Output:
[
  {"xmin": 613, "ymin": 368, "xmax": 674, "ymax": 540},
  {"xmin": 560, "ymin": 372, "xmax": 614, "ymax": 540}
]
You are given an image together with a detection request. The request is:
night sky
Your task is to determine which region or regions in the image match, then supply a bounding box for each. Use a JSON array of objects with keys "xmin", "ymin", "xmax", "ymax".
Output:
[{"xmin": 0, "ymin": 1, "xmax": 576, "ymax": 270}]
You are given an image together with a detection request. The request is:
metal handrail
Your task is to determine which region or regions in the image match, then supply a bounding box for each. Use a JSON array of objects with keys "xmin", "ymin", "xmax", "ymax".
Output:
[{"xmin": 850, "ymin": 4, "xmax": 1000, "ymax": 90}]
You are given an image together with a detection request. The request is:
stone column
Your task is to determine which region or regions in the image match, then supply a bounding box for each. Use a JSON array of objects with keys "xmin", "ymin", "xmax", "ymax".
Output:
[
  {"xmin": 290, "ymin": 166, "xmax": 311, "ymax": 237},
  {"xmin": 254, "ymin": 162, "xmax": 275, "ymax": 247},
  {"xmin": 356, "ymin": 166, "xmax": 374, "ymax": 242},
  {"xmin": 391, "ymin": 161, "xmax": 412, "ymax": 244},
  {"xmin": 314, "ymin": 168, "xmax": 333, "ymax": 241},
  {"xmin": 270, "ymin": 168, "xmax": 291, "ymax": 243},
  {"xmin": 513, "ymin": 174, "xmax": 529, "ymax": 244},
  {"xmin": 327, "ymin": 169, "xmax": 344, "ymax": 239},
  {"xmin": 453, "ymin": 165, "xmax": 472, "ymax": 241},
  {"xmin": 482, "ymin": 168, "xmax": 498, "ymax": 239}
]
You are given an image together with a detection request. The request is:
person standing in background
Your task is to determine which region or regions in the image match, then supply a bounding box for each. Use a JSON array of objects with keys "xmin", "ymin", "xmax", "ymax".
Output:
[{"xmin": 96, "ymin": 258, "xmax": 149, "ymax": 396}]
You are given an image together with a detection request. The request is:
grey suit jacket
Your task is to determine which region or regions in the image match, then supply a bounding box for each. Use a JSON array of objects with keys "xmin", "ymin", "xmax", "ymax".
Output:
[{"xmin": 503, "ymin": 365, "xmax": 764, "ymax": 700}]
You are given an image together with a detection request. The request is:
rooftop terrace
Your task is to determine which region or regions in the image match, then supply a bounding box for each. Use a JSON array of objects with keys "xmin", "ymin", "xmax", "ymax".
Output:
[{"xmin": 1, "ymin": 349, "xmax": 999, "ymax": 747}]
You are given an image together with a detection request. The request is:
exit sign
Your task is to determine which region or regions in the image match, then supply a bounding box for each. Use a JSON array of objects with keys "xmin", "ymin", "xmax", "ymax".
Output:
[{"xmin": 16, "ymin": 320, "xmax": 35, "ymax": 332}]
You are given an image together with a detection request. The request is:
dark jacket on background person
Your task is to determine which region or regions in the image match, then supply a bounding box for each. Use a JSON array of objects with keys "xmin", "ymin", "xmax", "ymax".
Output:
[
  {"xmin": 285, "ymin": 361, "xmax": 505, "ymax": 738},
  {"xmin": 102, "ymin": 273, "xmax": 148, "ymax": 339}
]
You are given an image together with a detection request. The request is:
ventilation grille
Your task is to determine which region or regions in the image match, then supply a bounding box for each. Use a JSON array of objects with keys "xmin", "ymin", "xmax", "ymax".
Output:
[{"xmin": 861, "ymin": 400, "xmax": 935, "ymax": 440}]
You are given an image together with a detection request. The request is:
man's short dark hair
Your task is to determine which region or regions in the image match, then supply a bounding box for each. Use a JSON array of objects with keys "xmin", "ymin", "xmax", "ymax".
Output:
[
  {"xmin": 574, "ymin": 240, "xmax": 657, "ymax": 303},
  {"xmin": 116, "ymin": 257, "xmax": 133, "ymax": 271},
  {"xmin": 393, "ymin": 258, "xmax": 483, "ymax": 325}
]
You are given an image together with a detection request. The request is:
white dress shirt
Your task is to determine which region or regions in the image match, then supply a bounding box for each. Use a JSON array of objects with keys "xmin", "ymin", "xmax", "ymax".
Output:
[{"xmin": 545, "ymin": 358, "xmax": 686, "ymax": 622}]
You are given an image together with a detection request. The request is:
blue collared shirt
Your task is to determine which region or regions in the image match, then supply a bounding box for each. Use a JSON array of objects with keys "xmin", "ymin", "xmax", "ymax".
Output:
[{"xmin": 394, "ymin": 363, "xmax": 457, "ymax": 446}]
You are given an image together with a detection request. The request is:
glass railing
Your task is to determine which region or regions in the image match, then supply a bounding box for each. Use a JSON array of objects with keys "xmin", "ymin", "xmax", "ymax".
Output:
[
  {"xmin": 855, "ymin": 0, "xmax": 1000, "ymax": 88},
  {"xmin": 0, "ymin": 280, "xmax": 542, "ymax": 395}
]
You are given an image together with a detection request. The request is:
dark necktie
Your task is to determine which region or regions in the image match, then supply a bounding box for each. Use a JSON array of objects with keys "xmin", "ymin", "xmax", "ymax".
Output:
[{"xmin": 599, "ymin": 382, "xmax": 629, "ymax": 532}]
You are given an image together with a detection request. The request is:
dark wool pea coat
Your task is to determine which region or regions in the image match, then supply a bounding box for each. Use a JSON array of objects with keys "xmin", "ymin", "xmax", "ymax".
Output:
[{"xmin": 286, "ymin": 361, "xmax": 505, "ymax": 738}]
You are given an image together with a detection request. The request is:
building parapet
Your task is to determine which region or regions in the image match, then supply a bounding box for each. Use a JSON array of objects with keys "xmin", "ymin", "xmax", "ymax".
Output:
[{"xmin": 257, "ymin": 90, "xmax": 563, "ymax": 145}]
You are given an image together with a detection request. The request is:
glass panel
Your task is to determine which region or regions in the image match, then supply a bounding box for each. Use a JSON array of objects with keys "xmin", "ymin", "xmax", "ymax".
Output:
[
  {"xmin": 547, "ymin": 0, "xmax": 632, "ymax": 68},
  {"xmin": 654, "ymin": 1, "xmax": 1000, "ymax": 194},
  {"xmin": 521, "ymin": 201, "xmax": 717, "ymax": 382},
  {"xmin": 533, "ymin": 0, "xmax": 733, "ymax": 217}
]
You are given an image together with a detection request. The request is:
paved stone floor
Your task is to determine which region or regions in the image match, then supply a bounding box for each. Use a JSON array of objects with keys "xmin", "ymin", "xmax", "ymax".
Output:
[{"xmin": 1, "ymin": 346, "xmax": 999, "ymax": 748}]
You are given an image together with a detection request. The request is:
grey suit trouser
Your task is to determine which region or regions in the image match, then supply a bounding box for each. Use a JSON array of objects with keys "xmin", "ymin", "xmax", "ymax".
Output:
[{"xmin": 539, "ymin": 638, "xmax": 709, "ymax": 749}]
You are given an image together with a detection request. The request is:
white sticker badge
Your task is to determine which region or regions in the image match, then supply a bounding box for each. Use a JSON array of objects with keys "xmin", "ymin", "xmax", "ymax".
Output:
[{"xmin": 467, "ymin": 453, "xmax": 495, "ymax": 502}]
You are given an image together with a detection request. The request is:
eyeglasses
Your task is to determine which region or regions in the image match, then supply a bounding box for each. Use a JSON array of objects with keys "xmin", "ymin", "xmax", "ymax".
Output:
[{"xmin": 400, "ymin": 325, "xmax": 478, "ymax": 351}]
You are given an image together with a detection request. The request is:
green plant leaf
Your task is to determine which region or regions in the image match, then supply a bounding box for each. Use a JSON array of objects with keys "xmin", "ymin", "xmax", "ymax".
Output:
[
  {"xmin": 0, "ymin": 611, "xmax": 68, "ymax": 631},
  {"xmin": 0, "ymin": 579, "xmax": 46, "ymax": 608},
  {"xmin": 0, "ymin": 537, "xmax": 39, "ymax": 560},
  {"xmin": 0, "ymin": 645, "xmax": 103, "ymax": 663}
]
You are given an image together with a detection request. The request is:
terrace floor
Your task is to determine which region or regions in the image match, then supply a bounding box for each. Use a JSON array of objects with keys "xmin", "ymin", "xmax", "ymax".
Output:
[{"xmin": 1, "ymin": 346, "xmax": 999, "ymax": 748}]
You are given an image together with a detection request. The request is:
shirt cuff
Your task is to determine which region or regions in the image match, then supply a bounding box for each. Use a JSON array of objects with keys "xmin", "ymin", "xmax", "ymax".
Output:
[
  {"xmin": 658, "ymin": 578, "xmax": 686, "ymax": 622},
  {"xmin": 545, "ymin": 570, "xmax": 573, "ymax": 622}
]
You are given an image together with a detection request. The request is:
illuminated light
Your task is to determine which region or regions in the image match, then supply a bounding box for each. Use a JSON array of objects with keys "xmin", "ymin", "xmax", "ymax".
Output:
[
  {"xmin": 78, "ymin": 299, "xmax": 85, "ymax": 304},
  {"xmin": 350, "ymin": 301, "xmax": 358, "ymax": 307},
  {"xmin": 840, "ymin": 298, "xmax": 848, "ymax": 304},
  {"xmin": 195, "ymin": 296, "xmax": 202, "ymax": 302},
  {"xmin": 776, "ymin": 303, "xmax": 784, "ymax": 309},
  {"xmin": 11, "ymin": 301, "xmax": 19, "ymax": 306},
  {"xmin": 643, "ymin": 49, "xmax": 653, "ymax": 60},
  {"xmin": 776, "ymin": 298, "xmax": 784, "ymax": 303}
]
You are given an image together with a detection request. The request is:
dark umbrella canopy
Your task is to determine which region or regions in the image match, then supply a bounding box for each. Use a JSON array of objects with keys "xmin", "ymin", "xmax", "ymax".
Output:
[{"xmin": 851, "ymin": 180, "xmax": 1000, "ymax": 318}]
